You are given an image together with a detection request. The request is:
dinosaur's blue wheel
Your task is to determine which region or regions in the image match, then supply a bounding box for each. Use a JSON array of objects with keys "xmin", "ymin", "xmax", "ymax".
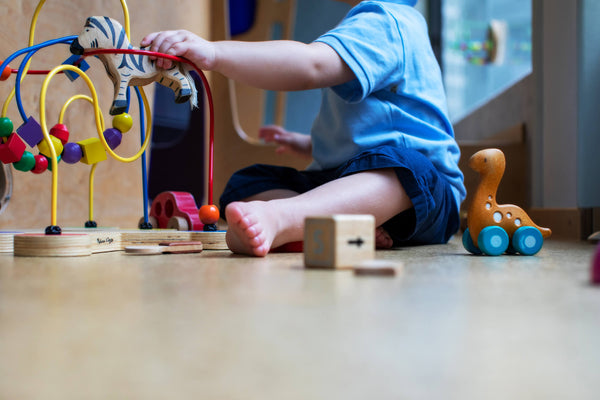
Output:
[
  {"xmin": 478, "ymin": 226, "xmax": 509, "ymax": 256},
  {"xmin": 512, "ymin": 226, "xmax": 544, "ymax": 256},
  {"xmin": 462, "ymin": 228, "xmax": 482, "ymax": 255}
]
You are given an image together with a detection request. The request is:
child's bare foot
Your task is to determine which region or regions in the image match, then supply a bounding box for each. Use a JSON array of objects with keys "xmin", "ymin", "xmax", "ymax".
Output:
[
  {"xmin": 225, "ymin": 201, "xmax": 283, "ymax": 257},
  {"xmin": 376, "ymin": 226, "xmax": 394, "ymax": 249}
]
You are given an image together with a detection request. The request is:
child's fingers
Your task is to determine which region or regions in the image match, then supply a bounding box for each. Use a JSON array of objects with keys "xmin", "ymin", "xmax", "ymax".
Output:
[
  {"xmin": 259, "ymin": 125, "xmax": 287, "ymax": 142},
  {"xmin": 140, "ymin": 32, "xmax": 159, "ymax": 47}
]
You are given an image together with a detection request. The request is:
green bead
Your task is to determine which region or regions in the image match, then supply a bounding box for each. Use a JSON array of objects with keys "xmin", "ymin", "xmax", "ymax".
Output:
[
  {"xmin": 47, "ymin": 154, "xmax": 62, "ymax": 171},
  {"xmin": 0, "ymin": 117, "xmax": 13, "ymax": 137},
  {"xmin": 13, "ymin": 150, "xmax": 35, "ymax": 172}
]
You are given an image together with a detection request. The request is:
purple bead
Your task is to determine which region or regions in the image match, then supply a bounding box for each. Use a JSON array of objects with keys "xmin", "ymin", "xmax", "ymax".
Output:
[
  {"xmin": 103, "ymin": 128, "xmax": 122, "ymax": 150},
  {"xmin": 16, "ymin": 116, "xmax": 44, "ymax": 147},
  {"xmin": 62, "ymin": 142, "xmax": 83, "ymax": 164}
]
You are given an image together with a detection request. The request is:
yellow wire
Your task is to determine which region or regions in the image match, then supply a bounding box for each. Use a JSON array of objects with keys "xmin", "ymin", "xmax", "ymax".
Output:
[
  {"xmin": 1, "ymin": 0, "xmax": 46, "ymax": 117},
  {"xmin": 89, "ymin": 163, "xmax": 98, "ymax": 222},
  {"xmin": 59, "ymin": 94, "xmax": 106, "ymax": 223},
  {"xmin": 59, "ymin": 94, "xmax": 105, "ymax": 130},
  {"xmin": 41, "ymin": 64, "xmax": 152, "ymax": 225}
]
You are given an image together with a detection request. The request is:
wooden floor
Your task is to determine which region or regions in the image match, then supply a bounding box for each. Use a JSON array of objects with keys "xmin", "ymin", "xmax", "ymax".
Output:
[{"xmin": 0, "ymin": 236, "xmax": 599, "ymax": 399}]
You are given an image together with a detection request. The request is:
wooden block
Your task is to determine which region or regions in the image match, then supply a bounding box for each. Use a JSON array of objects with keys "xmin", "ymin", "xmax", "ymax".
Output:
[
  {"xmin": 304, "ymin": 214, "xmax": 375, "ymax": 269},
  {"xmin": 13, "ymin": 233, "xmax": 92, "ymax": 257},
  {"xmin": 77, "ymin": 137, "xmax": 107, "ymax": 165}
]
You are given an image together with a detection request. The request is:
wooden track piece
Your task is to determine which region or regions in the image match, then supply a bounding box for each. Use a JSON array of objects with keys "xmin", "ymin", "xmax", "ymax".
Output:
[
  {"xmin": 352, "ymin": 260, "xmax": 403, "ymax": 277},
  {"xmin": 13, "ymin": 233, "xmax": 92, "ymax": 257},
  {"xmin": 125, "ymin": 241, "xmax": 203, "ymax": 255}
]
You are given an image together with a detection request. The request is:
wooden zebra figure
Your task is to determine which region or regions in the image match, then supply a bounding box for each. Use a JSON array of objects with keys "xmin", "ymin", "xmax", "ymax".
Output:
[{"xmin": 70, "ymin": 16, "xmax": 198, "ymax": 115}]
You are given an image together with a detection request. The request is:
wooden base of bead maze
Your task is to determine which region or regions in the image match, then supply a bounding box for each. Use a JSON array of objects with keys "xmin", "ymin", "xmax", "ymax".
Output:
[
  {"xmin": 14, "ymin": 233, "xmax": 92, "ymax": 257},
  {"xmin": 4, "ymin": 229, "xmax": 227, "ymax": 257},
  {"xmin": 0, "ymin": 232, "xmax": 17, "ymax": 253}
]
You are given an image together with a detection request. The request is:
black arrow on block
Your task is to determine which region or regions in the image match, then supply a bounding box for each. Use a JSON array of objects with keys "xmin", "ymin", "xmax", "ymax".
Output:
[{"xmin": 348, "ymin": 237, "xmax": 364, "ymax": 247}]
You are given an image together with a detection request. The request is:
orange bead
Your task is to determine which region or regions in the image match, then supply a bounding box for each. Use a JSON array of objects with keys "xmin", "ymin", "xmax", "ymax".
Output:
[
  {"xmin": 0, "ymin": 64, "xmax": 11, "ymax": 81},
  {"xmin": 199, "ymin": 205, "xmax": 220, "ymax": 225}
]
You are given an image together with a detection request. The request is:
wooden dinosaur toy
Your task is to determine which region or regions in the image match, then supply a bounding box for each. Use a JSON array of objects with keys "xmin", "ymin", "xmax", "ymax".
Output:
[{"xmin": 463, "ymin": 148, "xmax": 552, "ymax": 255}]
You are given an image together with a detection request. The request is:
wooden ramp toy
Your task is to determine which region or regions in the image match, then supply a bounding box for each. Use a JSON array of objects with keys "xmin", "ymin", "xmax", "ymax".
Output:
[
  {"xmin": 463, "ymin": 148, "xmax": 552, "ymax": 256},
  {"xmin": 125, "ymin": 241, "xmax": 203, "ymax": 255}
]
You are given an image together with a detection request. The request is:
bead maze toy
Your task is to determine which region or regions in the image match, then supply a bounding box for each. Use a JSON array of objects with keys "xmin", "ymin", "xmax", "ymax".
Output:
[
  {"xmin": 462, "ymin": 148, "xmax": 552, "ymax": 256},
  {"xmin": 0, "ymin": 0, "xmax": 225, "ymax": 256}
]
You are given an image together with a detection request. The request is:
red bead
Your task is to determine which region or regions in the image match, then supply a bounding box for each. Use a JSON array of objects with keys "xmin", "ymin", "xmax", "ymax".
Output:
[
  {"xmin": 199, "ymin": 205, "xmax": 220, "ymax": 225},
  {"xmin": 0, "ymin": 133, "xmax": 26, "ymax": 164},
  {"xmin": 31, "ymin": 154, "xmax": 48, "ymax": 174},
  {"xmin": 0, "ymin": 64, "xmax": 10, "ymax": 81},
  {"xmin": 50, "ymin": 123, "xmax": 69, "ymax": 144}
]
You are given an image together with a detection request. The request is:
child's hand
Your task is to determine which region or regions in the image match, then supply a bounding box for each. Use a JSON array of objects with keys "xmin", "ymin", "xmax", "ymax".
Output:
[
  {"xmin": 259, "ymin": 125, "xmax": 312, "ymax": 159},
  {"xmin": 140, "ymin": 30, "xmax": 216, "ymax": 70}
]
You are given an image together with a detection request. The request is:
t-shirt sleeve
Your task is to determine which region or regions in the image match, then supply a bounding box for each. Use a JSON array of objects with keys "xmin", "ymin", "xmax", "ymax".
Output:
[{"xmin": 314, "ymin": 4, "xmax": 405, "ymax": 103}]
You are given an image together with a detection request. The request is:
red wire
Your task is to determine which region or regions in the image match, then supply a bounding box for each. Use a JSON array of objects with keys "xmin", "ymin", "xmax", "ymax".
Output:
[
  {"xmin": 11, "ymin": 68, "xmax": 62, "ymax": 74},
  {"xmin": 82, "ymin": 48, "xmax": 215, "ymax": 206}
]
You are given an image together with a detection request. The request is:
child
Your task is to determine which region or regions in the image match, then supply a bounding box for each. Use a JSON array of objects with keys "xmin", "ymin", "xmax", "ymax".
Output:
[{"xmin": 141, "ymin": 0, "xmax": 466, "ymax": 257}]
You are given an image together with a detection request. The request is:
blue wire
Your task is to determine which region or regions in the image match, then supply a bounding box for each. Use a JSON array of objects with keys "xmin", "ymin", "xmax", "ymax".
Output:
[
  {"xmin": 2, "ymin": 36, "xmax": 78, "ymax": 123},
  {"xmin": 134, "ymin": 86, "xmax": 150, "ymax": 225},
  {"xmin": 15, "ymin": 50, "xmax": 38, "ymax": 122},
  {"xmin": 0, "ymin": 35, "xmax": 77, "ymax": 75}
]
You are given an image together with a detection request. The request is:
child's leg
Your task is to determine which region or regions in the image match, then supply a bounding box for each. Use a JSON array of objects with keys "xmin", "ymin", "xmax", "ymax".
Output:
[{"xmin": 225, "ymin": 168, "xmax": 411, "ymax": 256}]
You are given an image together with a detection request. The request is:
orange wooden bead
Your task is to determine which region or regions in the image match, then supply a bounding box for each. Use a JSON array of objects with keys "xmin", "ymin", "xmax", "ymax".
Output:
[
  {"xmin": 0, "ymin": 64, "xmax": 11, "ymax": 81},
  {"xmin": 199, "ymin": 205, "xmax": 220, "ymax": 225}
]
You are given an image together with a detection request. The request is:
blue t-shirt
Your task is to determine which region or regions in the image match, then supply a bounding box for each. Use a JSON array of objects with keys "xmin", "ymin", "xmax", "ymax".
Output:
[{"xmin": 311, "ymin": 0, "xmax": 466, "ymax": 211}]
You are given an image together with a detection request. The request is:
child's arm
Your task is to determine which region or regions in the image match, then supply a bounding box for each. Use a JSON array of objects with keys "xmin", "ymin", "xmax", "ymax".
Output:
[
  {"xmin": 258, "ymin": 125, "xmax": 312, "ymax": 159},
  {"xmin": 140, "ymin": 30, "xmax": 355, "ymax": 91}
]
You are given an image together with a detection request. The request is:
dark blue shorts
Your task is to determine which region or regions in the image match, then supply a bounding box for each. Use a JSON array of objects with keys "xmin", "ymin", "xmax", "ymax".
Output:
[{"xmin": 220, "ymin": 145, "xmax": 460, "ymax": 245}]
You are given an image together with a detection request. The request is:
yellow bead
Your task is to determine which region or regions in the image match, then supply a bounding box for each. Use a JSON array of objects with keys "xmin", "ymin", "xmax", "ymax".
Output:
[
  {"xmin": 112, "ymin": 113, "xmax": 133, "ymax": 133},
  {"xmin": 37, "ymin": 135, "xmax": 64, "ymax": 158},
  {"xmin": 77, "ymin": 137, "xmax": 107, "ymax": 164}
]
